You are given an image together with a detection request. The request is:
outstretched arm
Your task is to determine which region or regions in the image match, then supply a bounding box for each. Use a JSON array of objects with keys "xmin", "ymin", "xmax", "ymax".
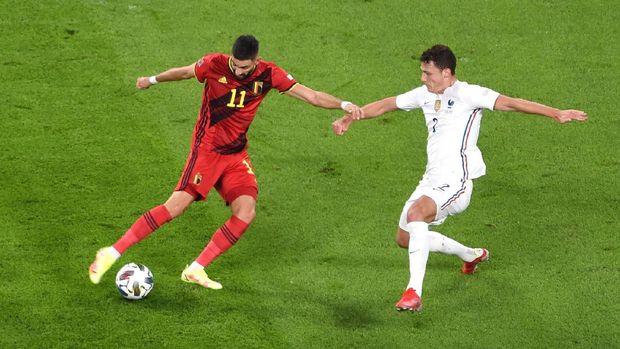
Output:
[
  {"xmin": 136, "ymin": 63, "xmax": 196, "ymax": 89},
  {"xmin": 285, "ymin": 84, "xmax": 363, "ymax": 119},
  {"xmin": 332, "ymin": 96, "xmax": 399, "ymax": 135},
  {"xmin": 494, "ymin": 95, "xmax": 588, "ymax": 123}
]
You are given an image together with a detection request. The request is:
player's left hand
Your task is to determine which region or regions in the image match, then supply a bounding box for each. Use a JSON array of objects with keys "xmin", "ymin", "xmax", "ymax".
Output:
[
  {"xmin": 343, "ymin": 103, "xmax": 363, "ymax": 120},
  {"xmin": 555, "ymin": 110, "xmax": 588, "ymax": 123},
  {"xmin": 332, "ymin": 115, "xmax": 354, "ymax": 135},
  {"xmin": 136, "ymin": 77, "xmax": 152, "ymax": 89}
]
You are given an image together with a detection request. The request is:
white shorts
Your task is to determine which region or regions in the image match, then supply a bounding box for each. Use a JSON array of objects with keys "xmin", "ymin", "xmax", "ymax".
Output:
[{"xmin": 399, "ymin": 176, "xmax": 473, "ymax": 229}]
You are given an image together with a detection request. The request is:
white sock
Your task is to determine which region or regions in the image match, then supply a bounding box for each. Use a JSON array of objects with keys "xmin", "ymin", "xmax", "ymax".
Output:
[
  {"xmin": 405, "ymin": 221, "xmax": 430, "ymax": 296},
  {"xmin": 427, "ymin": 231, "xmax": 477, "ymax": 262},
  {"xmin": 189, "ymin": 261, "xmax": 204, "ymax": 270},
  {"xmin": 108, "ymin": 246, "xmax": 121, "ymax": 260}
]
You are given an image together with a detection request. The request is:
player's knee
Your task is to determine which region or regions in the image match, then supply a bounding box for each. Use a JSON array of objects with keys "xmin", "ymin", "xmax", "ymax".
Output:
[
  {"xmin": 395, "ymin": 235, "xmax": 408, "ymax": 248},
  {"xmin": 234, "ymin": 207, "xmax": 255, "ymax": 224},
  {"xmin": 407, "ymin": 204, "xmax": 435, "ymax": 223},
  {"xmin": 164, "ymin": 203, "xmax": 186, "ymax": 219},
  {"xmin": 235, "ymin": 210, "xmax": 255, "ymax": 224},
  {"xmin": 164, "ymin": 194, "xmax": 194, "ymax": 218},
  {"xmin": 395, "ymin": 229, "xmax": 409, "ymax": 248},
  {"xmin": 230, "ymin": 194, "xmax": 256, "ymax": 223},
  {"xmin": 407, "ymin": 209, "xmax": 424, "ymax": 222}
]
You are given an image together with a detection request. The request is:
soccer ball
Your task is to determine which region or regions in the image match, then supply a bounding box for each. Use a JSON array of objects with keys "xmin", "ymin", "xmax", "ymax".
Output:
[{"xmin": 115, "ymin": 263, "xmax": 154, "ymax": 300}]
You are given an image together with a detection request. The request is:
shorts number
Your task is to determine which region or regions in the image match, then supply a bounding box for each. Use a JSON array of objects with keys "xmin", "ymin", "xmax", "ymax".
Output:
[
  {"xmin": 433, "ymin": 184, "xmax": 450, "ymax": 192},
  {"xmin": 242, "ymin": 160, "xmax": 255, "ymax": 175},
  {"xmin": 226, "ymin": 88, "xmax": 246, "ymax": 108}
]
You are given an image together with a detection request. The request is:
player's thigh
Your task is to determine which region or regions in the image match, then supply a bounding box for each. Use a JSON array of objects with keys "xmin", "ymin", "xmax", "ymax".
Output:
[
  {"xmin": 398, "ymin": 178, "xmax": 472, "ymax": 229},
  {"xmin": 216, "ymin": 153, "xmax": 258, "ymax": 205},
  {"xmin": 437, "ymin": 179, "xmax": 473, "ymax": 217},
  {"xmin": 175, "ymin": 150, "xmax": 223, "ymax": 201}
]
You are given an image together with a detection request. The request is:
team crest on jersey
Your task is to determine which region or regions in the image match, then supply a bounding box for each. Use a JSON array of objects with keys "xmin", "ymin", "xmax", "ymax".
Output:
[
  {"xmin": 218, "ymin": 76, "xmax": 228, "ymax": 84},
  {"xmin": 253, "ymin": 81, "xmax": 263, "ymax": 95},
  {"xmin": 448, "ymin": 99, "xmax": 455, "ymax": 108}
]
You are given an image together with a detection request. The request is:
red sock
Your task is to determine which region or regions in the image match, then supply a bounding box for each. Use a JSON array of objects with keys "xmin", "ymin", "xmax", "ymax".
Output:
[
  {"xmin": 195, "ymin": 215, "xmax": 249, "ymax": 267},
  {"xmin": 113, "ymin": 205, "xmax": 172, "ymax": 254}
]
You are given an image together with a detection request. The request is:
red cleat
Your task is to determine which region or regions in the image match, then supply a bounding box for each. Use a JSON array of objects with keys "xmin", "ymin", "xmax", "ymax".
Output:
[
  {"xmin": 462, "ymin": 248, "xmax": 489, "ymax": 274},
  {"xmin": 395, "ymin": 288, "xmax": 422, "ymax": 312}
]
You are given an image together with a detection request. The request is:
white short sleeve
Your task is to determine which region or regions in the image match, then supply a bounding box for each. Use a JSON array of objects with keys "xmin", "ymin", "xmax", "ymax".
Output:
[
  {"xmin": 396, "ymin": 86, "xmax": 426, "ymax": 111},
  {"xmin": 462, "ymin": 84, "xmax": 500, "ymax": 110}
]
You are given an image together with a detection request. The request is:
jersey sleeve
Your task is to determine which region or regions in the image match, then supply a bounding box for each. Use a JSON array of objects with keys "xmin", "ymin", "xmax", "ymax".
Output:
[
  {"xmin": 269, "ymin": 64, "xmax": 297, "ymax": 93},
  {"xmin": 395, "ymin": 86, "xmax": 425, "ymax": 111},
  {"xmin": 463, "ymin": 84, "xmax": 500, "ymax": 110},
  {"xmin": 194, "ymin": 54, "xmax": 216, "ymax": 83}
]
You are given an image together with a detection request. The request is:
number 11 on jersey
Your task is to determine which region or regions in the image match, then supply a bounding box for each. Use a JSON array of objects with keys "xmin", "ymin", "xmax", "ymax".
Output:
[{"xmin": 227, "ymin": 88, "xmax": 246, "ymax": 108}]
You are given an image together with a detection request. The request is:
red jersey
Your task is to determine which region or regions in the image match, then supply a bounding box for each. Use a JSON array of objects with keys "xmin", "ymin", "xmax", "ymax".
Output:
[{"xmin": 192, "ymin": 53, "xmax": 297, "ymax": 154}]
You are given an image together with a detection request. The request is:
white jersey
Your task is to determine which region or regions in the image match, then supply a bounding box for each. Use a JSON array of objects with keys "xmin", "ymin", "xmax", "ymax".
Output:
[{"xmin": 396, "ymin": 81, "xmax": 500, "ymax": 180}]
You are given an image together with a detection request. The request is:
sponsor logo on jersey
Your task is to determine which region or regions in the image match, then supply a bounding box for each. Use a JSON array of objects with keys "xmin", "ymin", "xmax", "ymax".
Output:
[{"xmin": 218, "ymin": 76, "xmax": 228, "ymax": 84}]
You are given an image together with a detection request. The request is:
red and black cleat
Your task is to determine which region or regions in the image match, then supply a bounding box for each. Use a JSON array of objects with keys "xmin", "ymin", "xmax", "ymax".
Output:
[{"xmin": 462, "ymin": 248, "xmax": 489, "ymax": 274}]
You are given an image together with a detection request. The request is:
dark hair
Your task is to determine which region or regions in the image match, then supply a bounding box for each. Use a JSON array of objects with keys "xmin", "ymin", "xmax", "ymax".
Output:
[
  {"xmin": 420, "ymin": 45, "xmax": 456, "ymax": 75},
  {"xmin": 232, "ymin": 35, "xmax": 259, "ymax": 60}
]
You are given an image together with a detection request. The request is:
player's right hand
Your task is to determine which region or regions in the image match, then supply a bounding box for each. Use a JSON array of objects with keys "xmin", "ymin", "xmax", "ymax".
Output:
[
  {"xmin": 332, "ymin": 115, "xmax": 354, "ymax": 136},
  {"xmin": 136, "ymin": 77, "xmax": 151, "ymax": 89}
]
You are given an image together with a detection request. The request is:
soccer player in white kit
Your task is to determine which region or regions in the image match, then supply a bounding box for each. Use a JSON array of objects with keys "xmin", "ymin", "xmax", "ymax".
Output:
[{"xmin": 332, "ymin": 45, "xmax": 587, "ymax": 312}]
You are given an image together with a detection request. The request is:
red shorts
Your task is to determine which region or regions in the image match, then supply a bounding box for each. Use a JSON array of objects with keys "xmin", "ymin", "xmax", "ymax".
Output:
[{"xmin": 175, "ymin": 149, "xmax": 258, "ymax": 203}]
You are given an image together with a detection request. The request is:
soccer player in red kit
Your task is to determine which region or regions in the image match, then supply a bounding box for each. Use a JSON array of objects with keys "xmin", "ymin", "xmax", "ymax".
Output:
[{"xmin": 89, "ymin": 35, "xmax": 362, "ymax": 289}]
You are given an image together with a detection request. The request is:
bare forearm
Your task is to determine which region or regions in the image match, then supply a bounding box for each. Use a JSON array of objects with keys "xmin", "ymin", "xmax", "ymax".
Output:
[
  {"xmin": 332, "ymin": 96, "xmax": 398, "ymax": 135},
  {"xmin": 154, "ymin": 66, "xmax": 195, "ymax": 82},
  {"xmin": 136, "ymin": 64, "xmax": 195, "ymax": 89},
  {"xmin": 494, "ymin": 95, "xmax": 588, "ymax": 123},
  {"xmin": 286, "ymin": 84, "xmax": 343, "ymax": 108},
  {"xmin": 507, "ymin": 98, "xmax": 561, "ymax": 118},
  {"xmin": 358, "ymin": 97, "xmax": 399, "ymax": 120},
  {"xmin": 285, "ymin": 84, "xmax": 361, "ymax": 118},
  {"xmin": 305, "ymin": 90, "xmax": 342, "ymax": 109},
  {"xmin": 495, "ymin": 96, "xmax": 560, "ymax": 119}
]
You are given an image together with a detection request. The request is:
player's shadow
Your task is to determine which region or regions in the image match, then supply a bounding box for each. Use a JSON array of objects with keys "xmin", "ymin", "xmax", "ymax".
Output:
[{"xmin": 329, "ymin": 301, "xmax": 378, "ymax": 329}]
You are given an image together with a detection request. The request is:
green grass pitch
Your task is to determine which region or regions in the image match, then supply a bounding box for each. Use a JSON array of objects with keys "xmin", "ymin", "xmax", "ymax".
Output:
[{"xmin": 1, "ymin": 0, "xmax": 618, "ymax": 348}]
